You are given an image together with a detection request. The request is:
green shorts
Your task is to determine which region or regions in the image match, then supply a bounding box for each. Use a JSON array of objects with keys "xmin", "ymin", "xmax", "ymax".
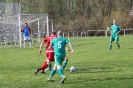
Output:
[
  {"xmin": 110, "ymin": 35, "xmax": 119, "ymax": 42},
  {"xmin": 54, "ymin": 55, "xmax": 65, "ymax": 66}
]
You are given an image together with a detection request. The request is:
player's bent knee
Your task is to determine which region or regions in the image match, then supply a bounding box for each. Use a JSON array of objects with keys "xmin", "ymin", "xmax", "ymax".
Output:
[
  {"xmin": 53, "ymin": 64, "xmax": 57, "ymax": 70},
  {"xmin": 57, "ymin": 65, "xmax": 62, "ymax": 69},
  {"xmin": 46, "ymin": 60, "xmax": 51, "ymax": 65},
  {"xmin": 65, "ymin": 57, "xmax": 68, "ymax": 62}
]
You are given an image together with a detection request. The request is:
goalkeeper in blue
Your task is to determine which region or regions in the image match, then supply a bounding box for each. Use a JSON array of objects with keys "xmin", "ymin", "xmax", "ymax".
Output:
[{"xmin": 109, "ymin": 20, "xmax": 121, "ymax": 50}]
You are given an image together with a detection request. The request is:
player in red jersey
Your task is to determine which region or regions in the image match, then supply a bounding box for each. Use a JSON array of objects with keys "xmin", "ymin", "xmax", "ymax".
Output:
[{"xmin": 35, "ymin": 31, "xmax": 57, "ymax": 75}]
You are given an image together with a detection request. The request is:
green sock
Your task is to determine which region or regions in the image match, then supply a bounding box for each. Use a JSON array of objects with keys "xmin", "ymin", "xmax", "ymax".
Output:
[
  {"xmin": 63, "ymin": 61, "xmax": 67, "ymax": 69},
  {"xmin": 48, "ymin": 63, "xmax": 52, "ymax": 70},
  {"xmin": 57, "ymin": 68, "xmax": 63, "ymax": 76},
  {"xmin": 117, "ymin": 43, "xmax": 120, "ymax": 48},
  {"xmin": 49, "ymin": 69, "xmax": 56, "ymax": 78},
  {"xmin": 109, "ymin": 44, "xmax": 112, "ymax": 49}
]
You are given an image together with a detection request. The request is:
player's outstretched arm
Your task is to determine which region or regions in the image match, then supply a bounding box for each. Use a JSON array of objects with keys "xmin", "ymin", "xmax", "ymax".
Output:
[
  {"xmin": 39, "ymin": 41, "xmax": 44, "ymax": 54},
  {"xmin": 29, "ymin": 27, "xmax": 32, "ymax": 34},
  {"xmin": 68, "ymin": 42, "xmax": 74, "ymax": 54},
  {"xmin": 116, "ymin": 25, "xmax": 121, "ymax": 35},
  {"xmin": 116, "ymin": 30, "xmax": 121, "ymax": 35}
]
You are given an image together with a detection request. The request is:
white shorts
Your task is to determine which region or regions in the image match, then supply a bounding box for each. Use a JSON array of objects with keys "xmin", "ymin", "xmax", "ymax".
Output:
[{"xmin": 24, "ymin": 36, "xmax": 30, "ymax": 40}]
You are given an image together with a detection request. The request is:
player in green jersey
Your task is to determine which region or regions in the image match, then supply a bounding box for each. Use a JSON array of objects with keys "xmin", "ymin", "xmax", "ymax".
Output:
[
  {"xmin": 48, "ymin": 30, "xmax": 74, "ymax": 84},
  {"xmin": 109, "ymin": 20, "xmax": 121, "ymax": 49}
]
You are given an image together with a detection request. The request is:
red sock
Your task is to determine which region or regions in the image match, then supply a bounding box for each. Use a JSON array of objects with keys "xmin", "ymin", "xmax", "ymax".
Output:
[{"xmin": 40, "ymin": 62, "xmax": 48, "ymax": 71}]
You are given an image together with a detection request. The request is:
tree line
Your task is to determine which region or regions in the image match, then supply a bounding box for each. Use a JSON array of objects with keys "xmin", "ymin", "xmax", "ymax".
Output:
[{"xmin": 1, "ymin": 0, "xmax": 133, "ymax": 31}]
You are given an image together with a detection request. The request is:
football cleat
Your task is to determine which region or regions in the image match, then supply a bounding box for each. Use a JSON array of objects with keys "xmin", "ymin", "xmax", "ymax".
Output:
[
  {"xmin": 34, "ymin": 68, "xmax": 40, "ymax": 75},
  {"xmin": 61, "ymin": 76, "xmax": 66, "ymax": 84},
  {"xmin": 45, "ymin": 68, "xmax": 51, "ymax": 71},
  {"xmin": 41, "ymin": 71, "xmax": 45, "ymax": 74},
  {"xmin": 47, "ymin": 77, "xmax": 51, "ymax": 80}
]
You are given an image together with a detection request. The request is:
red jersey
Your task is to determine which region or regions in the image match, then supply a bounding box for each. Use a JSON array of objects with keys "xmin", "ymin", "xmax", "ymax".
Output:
[{"xmin": 43, "ymin": 35, "xmax": 57, "ymax": 51}]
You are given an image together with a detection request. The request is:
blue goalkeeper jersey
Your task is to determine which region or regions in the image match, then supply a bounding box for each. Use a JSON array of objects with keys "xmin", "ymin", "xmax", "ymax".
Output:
[{"xmin": 23, "ymin": 26, "xmax": 31, "ymax": 36}]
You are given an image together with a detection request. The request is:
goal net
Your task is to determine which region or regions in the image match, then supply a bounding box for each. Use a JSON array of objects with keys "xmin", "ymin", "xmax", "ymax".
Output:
[
  {"xmin": 0, "ymin": 2, "xmax": 20, "ymax": 47},
  {"xmin": 0, "ymin": 2, "xmax": 52, "ymax": 48}
]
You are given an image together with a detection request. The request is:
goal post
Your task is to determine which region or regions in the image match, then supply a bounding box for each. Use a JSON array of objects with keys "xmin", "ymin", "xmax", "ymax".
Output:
[{"xmin": 18, "ymin": 14, "xmax": 49, "ymax": 47}]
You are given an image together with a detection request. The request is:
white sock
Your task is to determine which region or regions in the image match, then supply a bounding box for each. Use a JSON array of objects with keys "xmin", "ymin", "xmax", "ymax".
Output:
[
  {"xmin": 29, "ymin": 42, "xmax": 32, "ymax": 48},
  {"xmin": 23, "ymin": 42, "xmax": 26, "ymax": 48}
]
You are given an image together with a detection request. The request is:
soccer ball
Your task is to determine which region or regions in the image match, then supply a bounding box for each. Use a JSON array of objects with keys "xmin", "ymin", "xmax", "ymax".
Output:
[{"xmin": 70, "ymin": 66, "xmax": 76, "ymax": 72}]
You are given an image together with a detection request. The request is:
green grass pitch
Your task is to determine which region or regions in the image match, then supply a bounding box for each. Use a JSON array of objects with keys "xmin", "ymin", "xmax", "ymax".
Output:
[{"xmin": 0, "ymin": 35, "xmax": 133, "ymax": 88}]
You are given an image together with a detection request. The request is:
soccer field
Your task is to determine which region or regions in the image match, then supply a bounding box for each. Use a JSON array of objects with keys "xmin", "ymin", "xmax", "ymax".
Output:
[{"xmin": 0, "ymin": 35, "xmax": 133, "ymax": 88}]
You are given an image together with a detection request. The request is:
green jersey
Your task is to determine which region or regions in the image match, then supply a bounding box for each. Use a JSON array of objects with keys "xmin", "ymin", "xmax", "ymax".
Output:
[
  {"xmin": 110, "ymin": 24, "xmax": 121, "ymax": 35},
  {"xmin": 51, "ymin": 37, "xmax": 70, "ymax": 56}
]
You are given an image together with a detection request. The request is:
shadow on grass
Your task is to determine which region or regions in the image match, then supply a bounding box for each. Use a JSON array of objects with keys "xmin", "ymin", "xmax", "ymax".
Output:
[
  {"xmin": 47, "ymin": 80, "xmax": 55, "ymax": 82},
  {"xmin": 73, "ymin": 67, "xmax": 125, "ymax": 74},
  {"xmin": 128, "ymin": 48, "xmax": 133, "ymax": 49}
]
